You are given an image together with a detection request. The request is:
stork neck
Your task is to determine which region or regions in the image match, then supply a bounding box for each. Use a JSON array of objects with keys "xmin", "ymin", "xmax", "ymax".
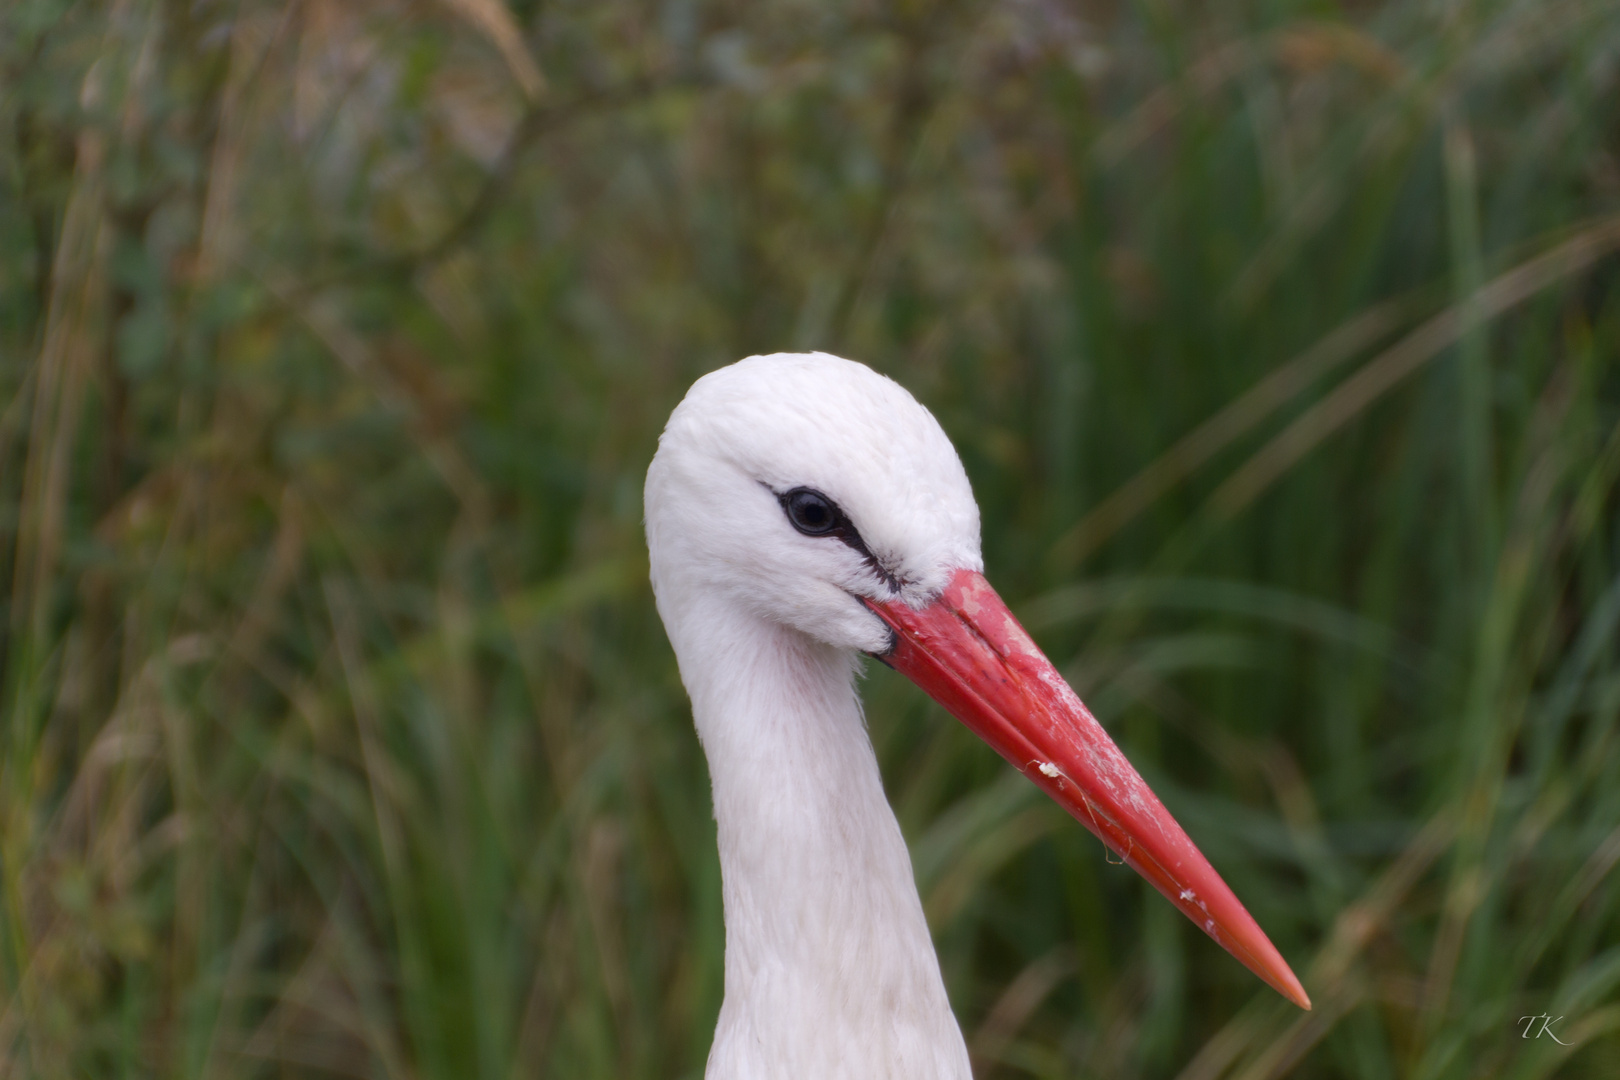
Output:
[{"xmin": 670, "ymin": 595, "xmax": 971, "ymax": 1080}]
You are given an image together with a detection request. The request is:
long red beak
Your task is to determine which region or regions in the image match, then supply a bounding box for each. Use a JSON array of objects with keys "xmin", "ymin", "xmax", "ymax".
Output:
[{"xmin": 867, "ymin": 568, "xmax": 1310, "ymax": 1010}]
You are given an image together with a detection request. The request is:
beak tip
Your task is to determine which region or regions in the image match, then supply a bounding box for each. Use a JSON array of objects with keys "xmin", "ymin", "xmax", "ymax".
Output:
[{"xmin": 1273, "ymin": 969, "xmax": 1312, "ymax": 1011}]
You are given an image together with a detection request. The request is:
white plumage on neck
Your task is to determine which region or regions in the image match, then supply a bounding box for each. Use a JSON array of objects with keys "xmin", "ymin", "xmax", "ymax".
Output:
[{"xmin": 669, "ymin": 591, "xmax": 970, "ymax": 1079}]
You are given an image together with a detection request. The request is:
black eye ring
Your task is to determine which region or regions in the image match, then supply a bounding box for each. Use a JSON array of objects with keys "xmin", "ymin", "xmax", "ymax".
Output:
[
  {"xmin": 782, "ymin": 487, "xmax": 840, "ymax": 536},
  {"xmin": 770, "ymin": 484, "xmax": 903, "ymax": 594}
]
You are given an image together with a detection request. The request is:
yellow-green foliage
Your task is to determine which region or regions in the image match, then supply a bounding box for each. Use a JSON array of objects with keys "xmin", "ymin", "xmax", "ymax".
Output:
[{"xmin": 3, "ymin": 1, "xmax": 1619, "ymax": 1077}]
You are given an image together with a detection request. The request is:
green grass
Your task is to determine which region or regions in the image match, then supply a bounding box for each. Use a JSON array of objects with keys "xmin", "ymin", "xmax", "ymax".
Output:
[{"xmin": 3, "ymin": 0, "xmax": 1620, "ymax": 1077}]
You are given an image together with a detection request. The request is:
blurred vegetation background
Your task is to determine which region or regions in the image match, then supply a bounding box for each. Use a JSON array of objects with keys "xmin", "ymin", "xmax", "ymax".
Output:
[{"xmin": 3, "ymin": 0, "xmax": 1620, "ymax": 1077}]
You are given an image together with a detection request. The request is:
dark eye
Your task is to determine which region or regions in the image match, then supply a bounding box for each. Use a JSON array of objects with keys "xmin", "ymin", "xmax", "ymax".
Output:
[
  {"xmin": 783, "ymin": 488, "xmax": 840, "ymax": 536},
  {"xmin": 770, "ymin": 484, "xmax": 902, "ymax": 592}
]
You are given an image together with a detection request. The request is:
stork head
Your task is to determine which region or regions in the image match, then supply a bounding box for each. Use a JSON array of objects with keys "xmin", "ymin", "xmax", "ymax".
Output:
[
  {"xmin": 645, "ymin": 351, "xmax": 1311, "ymax": 1012},
  {"xmin": 645, "ymin": 351, "xmax": 979, "ymax": 653}
]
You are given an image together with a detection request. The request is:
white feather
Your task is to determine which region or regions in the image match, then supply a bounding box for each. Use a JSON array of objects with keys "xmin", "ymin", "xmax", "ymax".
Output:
[{"xmin": 646, "ymin": 353, "xmax": 981, "ymax": 1079}]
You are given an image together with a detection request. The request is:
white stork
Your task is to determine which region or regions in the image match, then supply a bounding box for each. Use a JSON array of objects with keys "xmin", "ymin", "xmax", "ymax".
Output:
[{"xmin": 644, "ymin": 352, "xmax": 1308, "ymax": 1079}]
